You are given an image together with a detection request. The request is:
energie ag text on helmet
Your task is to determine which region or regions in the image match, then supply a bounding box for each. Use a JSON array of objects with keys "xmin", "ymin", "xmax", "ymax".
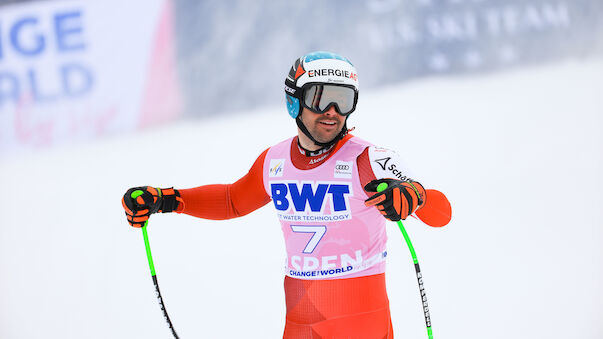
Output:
[{"xmin": 308, "ymin": 69, "xmax": 358, "ymax": 81}]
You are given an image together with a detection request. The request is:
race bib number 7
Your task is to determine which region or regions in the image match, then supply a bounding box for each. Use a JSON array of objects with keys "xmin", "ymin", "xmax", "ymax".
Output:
[{"xmin": 290, "ymin": 225, "xmax": 326, "ymax": 254}]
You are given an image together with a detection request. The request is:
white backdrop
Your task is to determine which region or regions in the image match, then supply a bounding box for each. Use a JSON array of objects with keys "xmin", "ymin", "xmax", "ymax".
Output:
[
  {"xmin": 0, "ymin": 0, "xmax": 180, "ymax": 157},
  {"xmin": 1, "ymin": 59, "xmax": 602, "ymax": 338}
]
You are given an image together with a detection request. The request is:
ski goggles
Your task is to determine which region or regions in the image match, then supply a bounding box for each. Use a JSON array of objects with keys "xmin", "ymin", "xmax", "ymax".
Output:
[{"xmin": 301, "ymin": 83, "xmax": 358, "ymax": 116}]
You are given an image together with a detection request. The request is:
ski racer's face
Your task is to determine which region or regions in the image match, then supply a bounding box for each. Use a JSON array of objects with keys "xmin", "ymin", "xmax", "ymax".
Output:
[{"xmin": 298, "ymin": 106, "xmax": 346, "ymax": 147}]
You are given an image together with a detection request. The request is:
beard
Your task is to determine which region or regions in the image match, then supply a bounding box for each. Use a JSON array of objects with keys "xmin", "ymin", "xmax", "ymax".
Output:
[{"xmin": 308, "ymin": 118, "xmax": 344, "ymax": 143}]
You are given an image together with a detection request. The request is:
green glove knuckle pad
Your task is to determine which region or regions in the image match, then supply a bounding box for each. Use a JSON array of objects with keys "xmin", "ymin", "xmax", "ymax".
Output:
[{"xmin": 130, "ymin": 190, "xmax": 144, "ymax": 199}]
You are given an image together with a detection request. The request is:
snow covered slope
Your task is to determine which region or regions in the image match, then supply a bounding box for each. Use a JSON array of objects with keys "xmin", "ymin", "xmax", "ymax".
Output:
[{"xmin": 1, "ymin": 59, "xmax": 602, "ymax": 338}]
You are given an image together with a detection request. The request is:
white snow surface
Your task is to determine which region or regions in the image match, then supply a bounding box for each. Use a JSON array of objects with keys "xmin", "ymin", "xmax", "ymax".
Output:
[{"xmin": 1, "ymin": 59, "xmax": 602, "ymax": 339}]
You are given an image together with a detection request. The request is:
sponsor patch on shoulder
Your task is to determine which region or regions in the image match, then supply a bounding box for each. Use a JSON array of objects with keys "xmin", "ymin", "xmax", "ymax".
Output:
[
  {"xmin": 368, "ymin": 146, "xmax": 412, "ymax": 181},
  {"xmin": 334, "ymin": 160, "xmax": 353, "ymax": 178},
  {"xmin": 374, "ymin": 157, "xmax": 390, "ymax": 171},
  {"xmin": 269, "ymin": 159, "xmax": 285, "ymax": 177}
]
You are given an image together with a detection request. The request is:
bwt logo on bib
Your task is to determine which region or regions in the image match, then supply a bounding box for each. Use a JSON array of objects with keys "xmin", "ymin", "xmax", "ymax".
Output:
[{"xmin": 270, "ymin": 181, "xmax": 353, "ymax": 220}]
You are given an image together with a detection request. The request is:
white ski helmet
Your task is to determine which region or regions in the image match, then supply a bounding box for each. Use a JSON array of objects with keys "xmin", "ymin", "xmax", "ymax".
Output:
[{"xmin": 284, "ymin": 51, "xmax": 359, "ymax": 147}]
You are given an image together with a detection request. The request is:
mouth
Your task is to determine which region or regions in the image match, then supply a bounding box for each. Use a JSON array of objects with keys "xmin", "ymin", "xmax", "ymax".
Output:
[{"xmin": 319, "ymin": 120, "xmax": 337, "ymax": 126}]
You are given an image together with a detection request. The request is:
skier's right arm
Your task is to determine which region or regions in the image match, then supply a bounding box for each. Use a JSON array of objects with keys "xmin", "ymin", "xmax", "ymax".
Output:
[
  {"xmin": 121, "ymin": 149, "xmax": 271, "ymax": 227},
  {"xmin": 176, "ymin": 149, "xmax": 271, "ymax": 220}
]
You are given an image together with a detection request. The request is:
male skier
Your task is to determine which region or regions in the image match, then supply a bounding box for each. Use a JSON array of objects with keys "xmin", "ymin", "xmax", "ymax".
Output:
[{"xmin": 122, "ymin": 51, "xmax": 451, "ymax": 338}]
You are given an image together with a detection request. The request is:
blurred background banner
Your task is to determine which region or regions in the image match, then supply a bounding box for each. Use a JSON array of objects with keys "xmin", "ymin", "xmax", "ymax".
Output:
[
  {"xmin": 1, "ymin": 0, "xmax": 602, "ymax": 157},
  {"xmin": 1, "ymin": 0, "xmax": 602, "ymax": 155},
  {"xmin": 175, "ymin": 0, "xmax": 603, "ymax": 116},
  {"xmin": 0, "ymin": 0, "xmax": 182, "ymax": 157}
]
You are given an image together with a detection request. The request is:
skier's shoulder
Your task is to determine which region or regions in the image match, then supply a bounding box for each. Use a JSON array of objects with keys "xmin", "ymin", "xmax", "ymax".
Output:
[
  {"xmin": 335, "ymin": 134, "xmax": 373, "ymax": 154},
  {"xmin": 362, "ymin": 143, "xmax": 415, "ymax": 181},
  {"xmin": 346, "ymin": 135, "xmax": 399, "ymax": 162},
  {"xmin": 268, "ymin": 136, "xmax": 296, "ymax": 150},
  {"xmin": 266, "ymin": 136, "xmax": 296, "ymax": 152},
  {"xmin": 343, "ymin": 134, "xmax": 368, "ymax": 146}
]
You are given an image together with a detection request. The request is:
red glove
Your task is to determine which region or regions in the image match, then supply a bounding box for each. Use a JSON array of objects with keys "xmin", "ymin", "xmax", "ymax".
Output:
[
  {"xmin": 121, "ymin": 186, "xmax": 183, "ymax": 227},
  {"xmin": 364, "ymin": 178, "xmax": 425, "ymax": 221}
]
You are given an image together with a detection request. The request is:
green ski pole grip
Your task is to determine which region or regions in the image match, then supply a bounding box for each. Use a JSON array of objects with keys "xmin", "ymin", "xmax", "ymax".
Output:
[
  {"xmin": 131, "ymin": 190, "xmax": 144, "ymax": 199},
  {"xmin": 377, "ymin": 182, "xmax": 388, "ymax": 192}
]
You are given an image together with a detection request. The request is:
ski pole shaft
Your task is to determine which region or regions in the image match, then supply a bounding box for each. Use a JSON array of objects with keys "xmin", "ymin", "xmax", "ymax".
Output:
[
  {"xmin": 396, "ymin": 219, "xmax": 433, "ymax": 339},
  {"xmin": 141, "ymin": 219, "xmax": 179, "ymax": 339},
  {"xmin": 376, "ymin": 182, "xmax": 433, "ymax": 339}
]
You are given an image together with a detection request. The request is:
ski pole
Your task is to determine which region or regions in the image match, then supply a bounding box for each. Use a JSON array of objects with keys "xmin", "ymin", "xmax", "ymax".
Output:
[
  {"xmin": 376, "ymin": 182, "xmax": 433, "ymax": 339},
  {"xmin": 132, "ymin": 189, "xmax": 180, "ymax": 338},
  {"xmin": 141, "ymin": 221, "xmax": 179, "ymax": 338}
]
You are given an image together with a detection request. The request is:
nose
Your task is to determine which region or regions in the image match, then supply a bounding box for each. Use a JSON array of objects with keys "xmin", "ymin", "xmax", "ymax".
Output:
[{"xmin": 323, "ymin": 106, "xmax": 338, "ymax": 116}]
